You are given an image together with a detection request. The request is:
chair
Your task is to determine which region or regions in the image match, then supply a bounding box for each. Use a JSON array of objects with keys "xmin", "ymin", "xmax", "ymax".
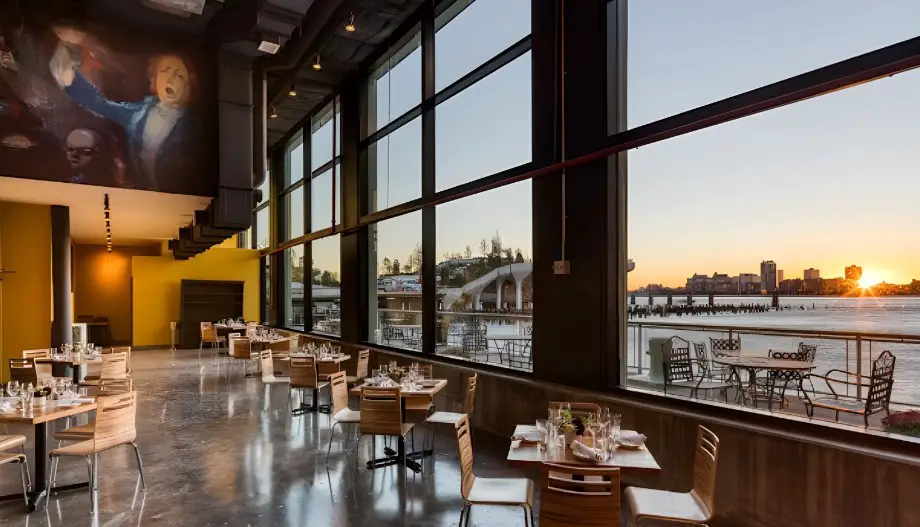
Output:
[
  {"xmin": 404, "ymin": 363, "xmax": 436, "ymax": 418},
  {"xmin": 752, "ymin": 350, "xmax": 810, "ymax": 410},
  {"xmin": 22, "ymin": 349, "xmax": 53, "ymax": 381},
  {"xmin": 801, "ymin": 350, "xmax": 896, "ymax": 427},
  {"xmin": 454, "ymin": 415, "xmax": 534, "ymax": 526},
  {"xmin": 662, "ymin": 337, "xmax": 732, "ymax": 401},
  {"xmin": 47, "ymin": 392, "xmax": 145, "ymax": 514},
  {"xmin": 0, "ymin": 435, "xmax": 31, "ymax": 506},
  {"xmin": 425, "ymin": 373, "xmax": 477, "ymax": 450},
  {"xmin": 290, "ymin": 356, "xmax": 329, "ymax": 414},
  {"xmin": 359, "ymin": 386, "xmax": 416, "ymax": 469},
  {"xmin": 346, "ymin": 349, "xmax": 370, "ymax": 385},
  {"xmin": 229, "ymin": 336, "xmax": 256, "ymax": 375},
  {"xmin": 692, "ymin": 342, "xmax": 730, "ymax": 381},
  {"xmin": 260, "ymin": 351, "xmax": 288, "ymax": 384},
  {"xmin": 708, "ymin": 337, "xmax": 740, "ymax": 356},
  {"xmin": 199, "ymin": 322, "xmax": 225, "ymax": 360},
  {"xmin": 625, "ymin": 425, "xmax": 720, "ymax": 526},
  {"xmin": 110, "ymin": 346, "xmax": 133, "ymax": 375},
  {"xmin": 9, "ymin": 358, "xmax": 39, "ymax": 385},
  {"xmin": 325, "ymin": 371, "xmax": 360, "ymax": 458},
  {"xmin": 540, "ymin": 463, "xmax": 620, "ymax": 527},
  {"xmin": 82, "ymin": 352, "xmax": 131, "ymax": 393}
]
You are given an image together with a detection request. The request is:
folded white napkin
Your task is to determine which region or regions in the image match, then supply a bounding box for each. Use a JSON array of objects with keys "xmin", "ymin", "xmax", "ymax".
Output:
[
  {"xmin": 571, "ymin": 440, "xmax": 604, "ymax": 461},
  {"xmin": 618, "ymin": 431, "xmax": 647, "ymax": 448}
]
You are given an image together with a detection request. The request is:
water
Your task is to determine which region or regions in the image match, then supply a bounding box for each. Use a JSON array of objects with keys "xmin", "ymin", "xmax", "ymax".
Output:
[{"xmin": 627, "ymin": 295, "xmax": 920, "ymax": 406}]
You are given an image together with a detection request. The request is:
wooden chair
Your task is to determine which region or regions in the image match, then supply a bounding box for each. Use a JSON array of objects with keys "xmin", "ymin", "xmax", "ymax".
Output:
[
  {"xmin": 260, "ymin": 351, "xmax": 289, "ymax": 384},
  {"xmin": 404, "ymin": 363, "xmax": 436, "ymax": 418},
  {"xmin": 801, "ymin": 350, "xmax": 896, "ymax": 427},
  {"xmin": 229, "ymin": 336, "xmax": 257, "ymax": 376},
  {"xmin": 82, "ymin": 352, "xmax": 130, "ymax": 393},
  {"xmin": 291, "ymin": 356, "xmax": 329, "ymax": 414},
  {"xmin": 110, "ymin": 346, "xmax": 132, "ymax": 375},
  {"xmin": 346, "ymin": 349, "xmax": 370, "ymax": 385},
  {"xmin": 540, "ymin": 463, "xmax": 620, "ymax": 527},
  {"xmin": 325, "ymin": 371, "xmax": 361, "ymax": 459},
  {"xmin": 47, "ymin": 392, "xmax": 145, "ymax": 514},
  {"xmin": 454, "ymin": 415, "xmax": 534, "ymax": 526},
  {"xmin": 9, "ymin": 358, "xmax": 38, "ymax": 385},
  {"xmin": 359, "ymin": 386, "xmax": 416, "ymax": 470},
  {"xmin": 199, "ymin": 322, "xmax": 225, "ymax": 361},
  {"xmin": 0, "ymin": 434, "xmax": 31, "ymax": 506},
  {"xmin": 22, "ymin": 349, "xmax": 53, "ymax": 382},
  {"xmin": 425, "ymin": 374, "xmax": 478, "ymax": 450},
  {"xmin": 625, "ymin": 425, "xmax": 719, "ymax": 526}
]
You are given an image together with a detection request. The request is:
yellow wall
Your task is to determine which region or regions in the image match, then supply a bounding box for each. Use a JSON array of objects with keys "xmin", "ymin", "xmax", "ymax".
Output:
[
  {"xmin": 0, "ymin": 202, "xmax": 52, "ymax": 382},
  {"xmin": 73, "ymin": 244, "xmax": 159, "ymax": 344},
  {"xmin": 132, "ymin": 246, "xmax": 260, "ymax": 347}
]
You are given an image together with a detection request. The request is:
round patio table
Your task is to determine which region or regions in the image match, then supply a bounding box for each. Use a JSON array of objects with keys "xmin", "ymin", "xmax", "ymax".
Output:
[{"xmin": 713, "ymin": 355, "xmax": 816, "ymax": 408}]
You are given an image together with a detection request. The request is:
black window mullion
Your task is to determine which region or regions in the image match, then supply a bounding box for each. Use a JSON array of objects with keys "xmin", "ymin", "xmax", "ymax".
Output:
[
  {"xmin": 421, "ymin": 0, "xmax": 436, "ymax": 356},
  {"xmin": 303, "ymin": 122, "xmax": 312, "ymax": 331}
]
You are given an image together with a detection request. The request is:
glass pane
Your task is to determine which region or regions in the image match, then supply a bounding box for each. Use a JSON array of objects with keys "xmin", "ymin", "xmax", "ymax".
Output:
[
  {"xmin": 284, "ymin": 245, "xmax": 305, "ymax": 329},
  {"xmin": 285, "ymin": 186, "xmax": 304, "ymax": 240},
  {"xmin": 311, "ymin": 165, "xmax": 341, "ymax": 232},
  {"xmin": 435, "ymin": 0, "xmax": 531, "ymax": 91},
  {"xmin": 369, "ymin": 117, "xmax": 421, "ymax": 212},
  {"xmin": 311, "ymin": 235, "xmax": 341, "ymax": 336},
  {"xmin": 625, "ymin": 68, "xmax": 920, "ymax": 418},
  {"xmin": 312, "ymin": 106, "xmax": 335, "ymax": 171},
  {"xmin": 435, "ymin": 181, "xmax": 532, "ymax": 370},
  {"xmin": 285, "ymin": 134, "xmax": 304, "ymax": 187},
  {"xmin": 367, "ymin": 33, "xmax": 421, "ymax": 135},
  {"xmin": 436, "ymin": 53, "xmax": 531, "ymax": 191},
  {"xmin": 369, "ymin": 212, "xmax": 423, "ymax": 351},
  {"xmin": 255, "ymin": 207, "xmax": 270, "ymax": 249},
  {"xmin": 627, "ymin": 0, "xmax": 920, "ymax": 129}
]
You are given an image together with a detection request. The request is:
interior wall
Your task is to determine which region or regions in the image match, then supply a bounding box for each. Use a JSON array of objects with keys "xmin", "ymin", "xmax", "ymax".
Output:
[
  {"xmin": 0, "ymin": 202, "xmax": 52, "ymax": 382},
  {"xmin": 131, "ymin": 246, "xmax": 260, "ymax": 347},
  {"xmin": 73, "ymin": 244, "xmax": 160, "ymax": 345}
]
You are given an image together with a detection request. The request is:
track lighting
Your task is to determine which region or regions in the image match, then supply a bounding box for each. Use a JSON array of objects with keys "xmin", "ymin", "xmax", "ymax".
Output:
[
  {"xmin": 288, "ymin": 85, "xmax": 296, "ymax": 97},
  {"xmin": 312, "ymin": 54, "xmax": 322, "ymax": 71},
  {"xmin": 269, "ymin": 106, "xmax": 278, "ymax": 119},
  {"xmin": 345, "ymin": 13, "xmax": 355, "ymax": 32}
]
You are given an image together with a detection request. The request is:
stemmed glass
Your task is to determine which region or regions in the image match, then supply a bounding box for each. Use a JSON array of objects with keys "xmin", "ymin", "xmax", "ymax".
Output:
[{"xmin": 6, "ymin": 381, "xmax": 20, "ymax": 398}]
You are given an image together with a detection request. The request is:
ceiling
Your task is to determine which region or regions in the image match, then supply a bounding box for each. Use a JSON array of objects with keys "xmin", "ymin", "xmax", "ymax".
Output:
[{"xmin": 0, "ymin": 177, "xmax": 211, "ymax": 246}]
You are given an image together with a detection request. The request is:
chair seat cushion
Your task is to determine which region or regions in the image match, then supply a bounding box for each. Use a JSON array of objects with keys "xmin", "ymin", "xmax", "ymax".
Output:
[
  {"xmin": 467, "ymin": 477, "xmax": 534, "ymax": 506},
  {"xmin": 0, "ymin": 435, "xmax": 26, "ymax": 451},
  {"xmin": 426, "ymin": 411, "xmax": 466, "ymax": 425},
  {"xmin": 333, "ymin": 408, "xmax": 361, "ymax": 423},
  {"xmin": 51, "ymin": 432, "xmax": 136, "ymax": 457},
  {"xmin": 625, "ymin": 487, "xmax": 709, "ymax": 523},
  {"xmin": 811, "ymin": 397, "xmax": 866, "ymax": 413},
  {"xmin": 54, "ymin": 423, "xmax": 95, "ymax": 441}
]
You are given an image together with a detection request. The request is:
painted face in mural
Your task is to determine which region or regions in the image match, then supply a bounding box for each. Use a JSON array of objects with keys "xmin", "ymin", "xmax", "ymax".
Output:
[
  {"xmin": 153, "ymin": 55, "xmax": 192, "ymax": 108},
  {"xmin": 65, "ymin": 129, "xmax": 99, "ymax": 168}
]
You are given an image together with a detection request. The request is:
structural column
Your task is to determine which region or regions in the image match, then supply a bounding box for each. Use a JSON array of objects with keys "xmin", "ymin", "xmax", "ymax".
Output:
[{"xmin": 50, "ymin": 205, "xmax": 72, "ymax": 349}]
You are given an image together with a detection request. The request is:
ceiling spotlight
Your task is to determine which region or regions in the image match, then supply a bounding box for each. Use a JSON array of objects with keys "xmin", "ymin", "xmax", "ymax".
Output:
[
  {"xmin": 288, "ymin": 86, "xmax": 297, "ymax": 97},
  {"xmin": 345, "ymin": 13, "xmax": 356, "ymax": 32},
  {"xmin": 312, "ymin": 54, "xmax": 322, "ymax": 71},
  {"xmin": 258, "ymin": 37, "xmax": 281, "ymax": 54},
  {"xmin": 269, "ymin": 106, "xmax": 278, "ymax": 119}
]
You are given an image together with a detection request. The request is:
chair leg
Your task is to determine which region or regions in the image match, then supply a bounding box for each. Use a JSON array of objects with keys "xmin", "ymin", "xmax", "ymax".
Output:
[
  {"xmin": 459, "ymin": 504, "xmax": 466, "ymax": 526},
  {"xmin": 132, "ymin": 443, "xmax": 146, "ymax": 491},
  {"xmin": 19, "ymin": 457, "xmax": 29, "ymax": 507},
  {"xmin": 84, "ymin": 455, "xmax": 94, "ymax": 513},
  {"xmin": 326, "ymin": 421, "xmax": 338, "ymax": 459},
  {"xmin": 20, "ymin": 445, "xmax": 31, "ymax": 491}
]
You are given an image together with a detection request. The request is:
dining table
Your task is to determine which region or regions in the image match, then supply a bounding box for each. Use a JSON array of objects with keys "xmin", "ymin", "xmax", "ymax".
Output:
[
  {"xmin": 35, "ymin": 356, "xmax": 102, "ymax": 383},
  {"xmin": 350, "ymin": 378, "xmax": 448, "ymax": 473},
  {"xmin": 713, "ymin": 355, "xmax": 817, "ymax": 408},
  {"xmin": 0, "ymin": 397, "xmax": 97, "ymax": 512},
  {"xmin": 506, "ymin": 424, "xmax": 661, "ymax": 474}
]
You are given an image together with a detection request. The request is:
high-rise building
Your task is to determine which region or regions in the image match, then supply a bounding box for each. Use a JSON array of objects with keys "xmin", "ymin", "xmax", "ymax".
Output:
[
  {"xmin": 777, "ymin": 270, "xmax": 784, "ymax": 283},
  {"xmin": 804, "ymin": 268, "xmax": 820, "ymax": 280},
  {"xmin": 760, "ymin": 260, "xmax": 778, "ymax": 293},
  {"xmin": 845, "ymin": 265, "xmax": 863, "ymax": 281}
]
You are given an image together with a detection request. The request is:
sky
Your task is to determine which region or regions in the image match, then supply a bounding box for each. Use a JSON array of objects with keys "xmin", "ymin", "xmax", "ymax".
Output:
[{"xmin": 273, "ymin": 0, "xmax": 920, "ymax": 289}]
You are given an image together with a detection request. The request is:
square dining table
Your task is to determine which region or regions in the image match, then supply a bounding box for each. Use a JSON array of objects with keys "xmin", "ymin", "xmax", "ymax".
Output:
[
  {"xmin": 0, "ymin": 398, "xmax": 97, "ymax": 512},
  {"xmin": 506, "ymin": 424, "xmax": 661, "ymax": 474}
]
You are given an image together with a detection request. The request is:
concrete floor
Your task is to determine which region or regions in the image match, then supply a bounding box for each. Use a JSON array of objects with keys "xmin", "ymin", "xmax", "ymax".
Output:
[{"xmin": 0, "ymin": 349, "xmax": 544, "ymax": 527}]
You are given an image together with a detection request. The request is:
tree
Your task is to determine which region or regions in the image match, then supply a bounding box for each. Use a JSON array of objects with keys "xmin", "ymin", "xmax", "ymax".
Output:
[
  {"xmin": 502, "ymin": 248, "xmax": 514, "ymax": 264},
  {"xmin": 291, "ymin": 252, "xmax": 304, "ymax": 282},
  {"xmin": 320, "ymin": 270, "xmax": 333, "ymax": 286},
  {"xmin": 403, "ymin": 263, "xmax": 413, "ymax": 274},
  {"xmin": 464, "ymin": 245, "xmax": 473, "ymax": 259},
  {"xmin": 515, "ymin": 250, "xmax": 525, "ymax": 263},
  {"xmin": 392, "ymin": 259, "xmax": 401, "ymax": 275},
  {"xmin": 381, "ymin": 257, "xmax": 391, "ymax": 275},
  {"xmin": 490, "ymin": 231, "xmax": 503, "ymax": 256},
  {"xmin": 311, "ymin": 259, "xmax": 321, "ymax": 285}
]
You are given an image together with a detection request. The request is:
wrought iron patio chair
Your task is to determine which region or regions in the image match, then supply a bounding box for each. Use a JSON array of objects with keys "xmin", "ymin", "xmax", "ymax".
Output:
[
  {"xmin": 663, "ymin": 337, "xmax": 732, "ymax": 401},
  {"xmin": 801, "ymin": 350, "xmax": 895, "ymax": 427}
]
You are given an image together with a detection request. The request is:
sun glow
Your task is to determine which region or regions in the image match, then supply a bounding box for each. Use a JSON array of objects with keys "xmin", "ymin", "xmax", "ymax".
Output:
[{"xmin": 858, "ymin": 271, "xmax": 883, "ymax": 289}]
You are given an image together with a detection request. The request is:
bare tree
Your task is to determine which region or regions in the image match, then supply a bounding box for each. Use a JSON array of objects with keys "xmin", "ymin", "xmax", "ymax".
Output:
[{"xmin": 464, "ymin": 245, "xmax": 472, "ymax": 259}]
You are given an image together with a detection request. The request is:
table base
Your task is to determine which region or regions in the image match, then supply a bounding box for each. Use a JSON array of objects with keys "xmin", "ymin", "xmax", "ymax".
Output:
[{"xmin": 367, "ymin": 438, "xmax": 427, "ymax": 473}]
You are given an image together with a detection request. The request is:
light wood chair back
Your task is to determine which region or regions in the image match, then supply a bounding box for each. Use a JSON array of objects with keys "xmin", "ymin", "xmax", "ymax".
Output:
[
  {"xmin": 539, "ymin": 463, "xmax": 620, "ymax": 526},
  {"xmin": 200, "ymin": 322, "xmax": 218, "ymax": 343},
  {"xmin": 100, "ymin": 352, "xmax": 128, "ymax": 381},
  {"xmin": 462, "ymin": 373, "xmax": 479, "ymax": 415},
  {"xmin": 289, "ymin": 334, "xmax": 299, "ymax": 351},
  {"xmin": 230, "ymin": 337, "xmax": 252, "ymax": 359},
  {"xmin": 267, "ymin": 338, "xmax": 292, "ymax": 354},
  {"xmin": 290, "ymin": 356, "xmax": 320, "ymax": 388},
  {"xmin": 691, "ymin": 425, "xmax": 720, "ymax": 517},
  {"xmin": 259, "ymin": 351, "xmax": 274, "ymax": 381},
  {"xmin": 9, "ymin": 358, "xmax": 38, "ymax": 385},
  {"xmin": 92, "ymin": 391, "xmax": 138, "ymax": 451},
  {"xmin": 22, "ymin": 349, "xmax": 50, "ymax": 359},
  {"xmin": 329, "ymin": 371, "xmax": 349, "ymax": 416},
  {"xmin": 110, "ymin": 346, "xmax": 132, "ymax": 373},
  {"xmin": 549, "ymin": 401, "xmax": 600, "ymax": 420},
  {"xmin": 359, "ymin": 386, "xmax": 403, "ymax": 436},
  {"xmin": 22, "ymin": 350, "xmax": 52, "ymax": 380},
  {"xmin": 355, "ymin": 349, "xmax": 370, "ymax": 379},
  {"xmin": 455, "ymin": 414, "xmax": 476, "ymax": 499}
]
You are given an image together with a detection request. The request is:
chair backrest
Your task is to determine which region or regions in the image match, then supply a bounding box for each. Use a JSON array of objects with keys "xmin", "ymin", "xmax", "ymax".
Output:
[
  {"xmin": 416, "ymin": 363, "xmax": 433, "ymax": 379},
  {"xmin": 93, "ymin": 391, "xmax": 138, "ymax": 450},
  {"xmin": 768, "ymin": 350, "xmax": 806, "ymax": 361},
  {"xmin": 549, "ymin": 401, "xmax": 600, "ymax": 420},
  {"xmin": 359, "ymin": 386, "xmax": 403, "ymax": 436},
  {"xmin": 230, "ymin": 337, "xmax": 252, "ymax": 359},
  {"xmin": 462, "ymin": 373, "xmax": 478, "ymax": 415},
  {"xmin": 797, "ymin": 342, "xmax": 818, "ymax": 362},
  {"xmin": 268, "ymin": 338, "xmax": 291, "ymax": 354},
  {"xmin": 709, "ymin": 337, "xmax": 740, "ymax": 355},
  {"xmin": 329, "ymin": 371, "xmax": 349, "ymax": 416},
  {"xmin": 22, "ymin": 349, "xmax": 50, "ymax": 359},
  {"xmin": 540, "ymin": 463, "xmax": 620, "ymax": 526},
  {"xmin": 664, "ymin": 337, "xmax": 694, "ymax": 384},
  {"xmin": 455, "ymin": 414, "xmax": 476, "ymax": 499},
  {"xmin": 260, "ymin": 351, "xmax": 275, "ymax": 381},
  {"xmin": 200, "ymin": 322, "xmax": 217, "ymax": 342},
  {"xmin": 290, "ymin": 356, "xmax": 319, "ymax": 388},
  {"xmin": 9, "ymin": 358, "xmax": 38, "ymax": 385},
  {"xmin": 100, "ymin": 352, "xmax": 128, "ymax": 381},
  {"xmin": 355, "ymin": 349, "xmax": 370, "ymax": 379},
  {"xmin": 110, "ymin": 346, "xmax": 132, "ymax": 373},
  {"xmin": 867, "ymin": 351, "xmax": 896, "ymax": 413},
  {"xmin": 691, "ymin": 425, "xmax": 720, "ymax": 520}
]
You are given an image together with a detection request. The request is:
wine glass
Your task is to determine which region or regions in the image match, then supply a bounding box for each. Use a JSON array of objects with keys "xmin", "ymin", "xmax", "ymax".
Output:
[{"xmin": 6, "ymin": 381, "xmax": 20, "ymax": 398}]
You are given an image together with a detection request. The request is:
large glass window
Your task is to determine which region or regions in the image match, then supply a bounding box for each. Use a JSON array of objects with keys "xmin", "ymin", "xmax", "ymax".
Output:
[
  {"xmin": 435, "ymin": 53, "xmax": 531, "ymax": 191},
  {"xmin": 370, "ymin": 212, "xmax": 423, "ymax": 351},
  {"xmin": 284, "ymin": 134, "xmax": 304, "ymax": 186},
  {"xmin": 311, "ymin": 235, "xmax": 341, "ymax": 336},
  {"xmin": 435, "ymin": 181, "xmax": 533, "ymax": 370},
  {"xmin": 312, "ymin": 107, "xmax": 335, "ymax": 171},
  {"xmin": 369, "ymin": 117, "xmax": 421, "ymax": 212},
  {"xmin": 284, "ymin": 245, "xmax": 305, "ymax": 329},
  {"xmin": 367, "ymin": 33, "xmax": 421, "ymax": 135},
  {"xmin": 310, "ymin": 165, "xmax": 341, "ymax": 231},
  {"xmin": 435, "ymin": 0, "xmax": 531, "ymax": 91},
  {"xmin": 255, "ymin": 207, "xmax": 270, "ymax": 250},
  {"xmin": 285, "ymin": 187, "xmax": 304, "ymax": 240}
]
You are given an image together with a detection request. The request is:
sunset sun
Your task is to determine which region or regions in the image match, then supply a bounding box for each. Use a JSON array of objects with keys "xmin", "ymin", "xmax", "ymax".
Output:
[{"xmin": 858, "ymin": 272, "xmax": 883, "ymax": 289}]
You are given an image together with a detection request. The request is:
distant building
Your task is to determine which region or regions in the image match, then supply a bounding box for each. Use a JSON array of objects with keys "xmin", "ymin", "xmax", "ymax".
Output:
[
  {"xmin": 804, "ymin": 268, "xmax": 820, "ymax": 280},
  {"xmin": 735, "ymin": 273, "xmax": 760, "ymax": 294},
  {"xmin": 685, "ymin": 273, "xmax": 735, "ymax": 294},
  {"xmin": 779, "ymin": 278, "xmax": 804, "ymax": 295},
  {"xmin": 804, "ymin": 278, "xmax": 822, "ymax": 294},
  {"xmin": 777, "ymin": 270, "xmax": 784, "ymax": 283},
  {"xmin": 760, "ymin": 261, "xmax": 778, "ymax": 293},
  {"xmin": 845, "ymin": 265, "xmax": 863, "ymax": 281},
  {"xmin": 822, "ymin": 277, "xmax": 846, "ymax": 294}
]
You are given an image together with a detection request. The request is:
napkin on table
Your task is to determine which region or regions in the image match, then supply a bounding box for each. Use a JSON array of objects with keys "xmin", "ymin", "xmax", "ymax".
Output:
[
  {"xmin": 571, "ymin": 440, "xmax": 604, "ymax": 461},
  {"xmin": 618, "ymin": 431, "xmax": 647, "ymax": 448}
]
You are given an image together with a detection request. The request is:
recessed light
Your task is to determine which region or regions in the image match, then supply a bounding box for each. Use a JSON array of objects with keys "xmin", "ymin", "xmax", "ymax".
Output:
[{"xmin": 258, "ymin": 40, "xmax": 281, "ymax": 54}]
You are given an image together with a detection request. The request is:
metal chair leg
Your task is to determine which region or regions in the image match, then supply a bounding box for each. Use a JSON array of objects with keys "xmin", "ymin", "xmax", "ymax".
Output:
[
  {"xmin": 132, "ymin": 443, "xmax": 146, "ymax": 491},
  {"xmin": 326, "ymin": 421, "xmax": 337, "ymax": 459},
  {"xmin": 19, "ymin": 458, "xmax": 29, "ymax": 507},
  {"xmin": 20, "ymin": 445, "xmax": 31, "ymax": 490},
  {"xmin": 84, "ymin": 455, "xmax": 94, "ymax": 512},
  {"xmin": 49, "ymin": 456, "xmax": 60, "ymax": 494}
]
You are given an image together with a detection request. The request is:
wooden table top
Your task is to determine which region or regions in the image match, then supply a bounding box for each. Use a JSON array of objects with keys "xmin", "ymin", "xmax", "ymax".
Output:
[
  {"xmin": 35, "ymin": 356, "xmax": 102, "ymax": 365},
  {"xmin": 349, "ymin": 379, "xmax": 448, "ymax": 397},
  {"xmin": 279, "ymin": 354, "xmax": 351, "ymax": 363},
  {"xmin": 713, "ymin": 356, "xmax": 817, "ymax": 371},
  {"xmin": 0, "ymin": 399, "xmax": 96, "ymax": 425},
  {"xmin": 506, "ymin": 425, "xmax": 661, "ymax": 472}
]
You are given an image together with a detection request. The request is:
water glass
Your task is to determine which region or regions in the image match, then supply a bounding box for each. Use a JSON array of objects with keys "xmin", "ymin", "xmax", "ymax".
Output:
[{"xmin": 6, "ymin": 381, "xmax": 21, "ymax": 398}]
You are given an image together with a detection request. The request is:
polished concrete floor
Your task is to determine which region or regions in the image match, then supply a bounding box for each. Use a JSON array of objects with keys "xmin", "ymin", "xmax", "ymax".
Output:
[{"xmin": 0, "ymin": 349, "xmax": 545, "ymax": 526}]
